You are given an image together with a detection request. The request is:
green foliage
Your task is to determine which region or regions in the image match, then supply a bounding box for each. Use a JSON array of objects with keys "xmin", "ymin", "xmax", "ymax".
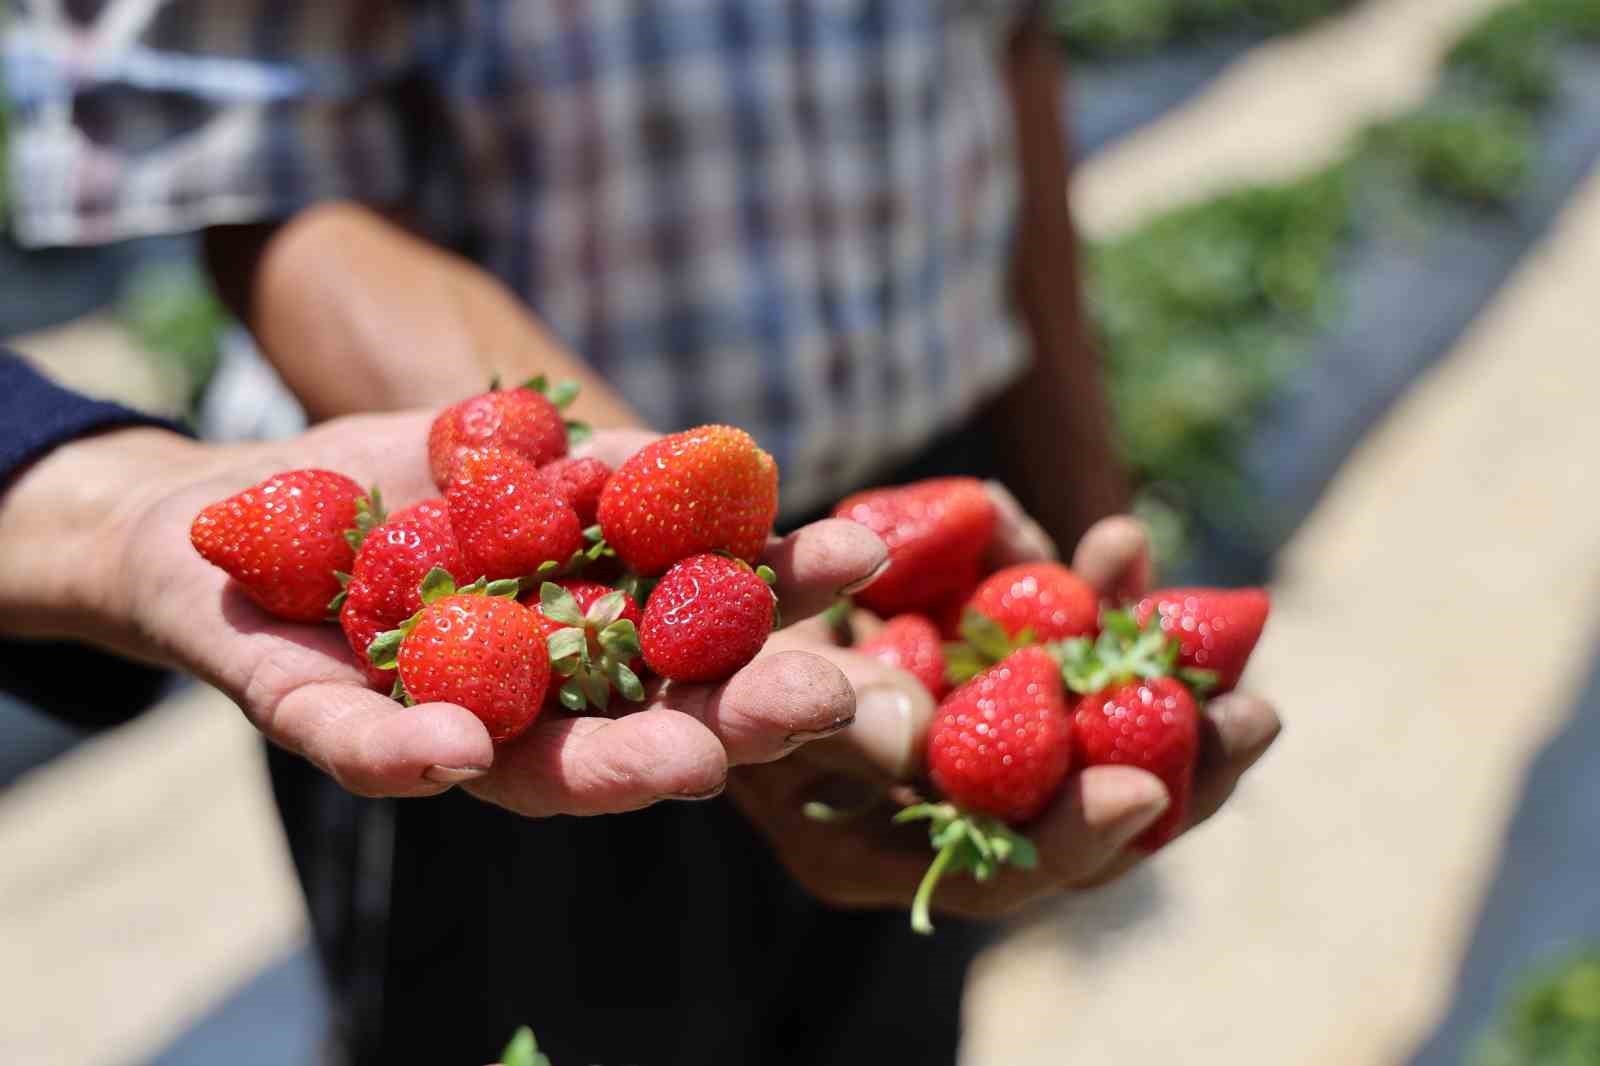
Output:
[
  {"xmin": 1365, "ymin": 105, "xmax": 1535, "ymax": 206},
  {"xmin": 1054, "ymin": 0, "xmax": 1357, "ymax": 58},
  {"xmin": 1471, "ymin": 950, "xmax": 1600, "ymax": 1066},
  {"xmin": 117, "ymin": 263, "xmax": 229, "ymax": 401}
]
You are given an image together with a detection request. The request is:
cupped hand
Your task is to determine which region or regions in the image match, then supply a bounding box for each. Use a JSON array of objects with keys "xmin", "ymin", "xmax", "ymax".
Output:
[
  {"xmin": 726, "ymin": 505, "xmax": 1282, "ymax": 920},
  {"xmin": 102, "ymin": 412, "xmax": 887, "ymax": 815}
]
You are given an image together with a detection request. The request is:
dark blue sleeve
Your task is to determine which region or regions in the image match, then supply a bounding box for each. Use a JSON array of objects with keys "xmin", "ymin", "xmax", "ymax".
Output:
[{"xmin": 0, "ymin": 350, "xmax": 193, "ymax": 730}]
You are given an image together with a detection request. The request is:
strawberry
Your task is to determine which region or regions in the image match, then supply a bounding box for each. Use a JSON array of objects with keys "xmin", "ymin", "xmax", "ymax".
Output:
[
  {"xmin": 428, "ymin": 376, "xmax": 587, "ymax": 488},
  {"xmin": 369, "ymin": 570, "xmax": 550, "ymax": 743},
  {"xmin": 945, "ymin": 562, "xmax": 1101, "ymax": 685},
  {"xmin": 190, "ymin": 468, "xmax": 365, "ymax": 622},
  {"xmin": 638, "ymin": 553, "xmax": 777, "ymax": 683},
  {"xmin": 856, "ymin": 615, "xmax": 950, "ymax": 701},
  {"xmin": 1060, "ymin": 610, "xmax": 1203, "ymax": 852},
  {"xmin": 1134, "ymin": 587, "xmax": 1270, "ymax": 695},
  {"xmin": 832, "ymin": 477, "xmax": 996, "ymax": 616},
  {"xmin": 389, "ymin": 496, "xmax": 449, "ymax": 526},
  {"xmin": 597, "ymin": 425, "xmax": 779, "ymax": 577},
  {"xmin": 336, "ymin": 507, "xmax": 465, "ymax": 689},
  {"xmin": 896, "ymin": 646, "xmax": 1072, "ymax": 934},
  {"xmin": 446, "ymin": 447, "xmax": 585, "ymax": 583},
  {"xmin": 538, "ymin": 456, "xmax": 611, "ymax": 526},
  {"xmin": 532, "ymin": 579, "xmax": 645, "ymax": 712}
]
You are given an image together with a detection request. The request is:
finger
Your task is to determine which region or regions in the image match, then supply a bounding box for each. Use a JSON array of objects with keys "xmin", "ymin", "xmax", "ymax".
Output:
[
  {"xmin": 760, "ymin": 623, "xmax": 939, "ymax": 780},
  {"xmin": 1187, "ymin": 690, "xmax": 1282, "ymax": 827},
  {"xmin": 277, "ymin": 683, "xmax": 496, "ymax": 798},
  {"xmin": 1032, "ymin": 765, "xmax": 1169, "ymax": 884},
  {"xmin": 468, "ymin": 707, "xmax": 729, "ymax": 817},
  {"xmin": 574, "ymin": 428, "xmax": 661, "ymax": 468},
  {"xmin": 762, "ymin": 519, "xmax": 889, "ymax": 624},
  {"xmin": 654, "ymin": 649, "xmax": 857, "ymax": 766},
  {"xmin": 984, "ymin": 481, "xmax": 1058, "ymax": 566},
  {"xmin": 1071, "ymin": 515, "xmax": 1153, "ymax": 600}
]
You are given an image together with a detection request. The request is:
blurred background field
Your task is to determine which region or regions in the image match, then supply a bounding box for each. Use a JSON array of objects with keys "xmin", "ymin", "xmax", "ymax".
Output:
[{"xmin": 4, "ymin": 0, "xmax": 1600, "ymax": 1062}]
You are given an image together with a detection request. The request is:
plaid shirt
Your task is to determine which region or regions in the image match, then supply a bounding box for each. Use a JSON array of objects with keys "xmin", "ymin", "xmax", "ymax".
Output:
[{"xmin": 4, "ymin": 1, "xmax": 1035, "ymax": 514}]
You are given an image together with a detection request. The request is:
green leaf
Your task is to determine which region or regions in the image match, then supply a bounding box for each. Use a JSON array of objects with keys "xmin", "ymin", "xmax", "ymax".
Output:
[
  {"xmin": 520, "ymin": 374, "xmax": 545, "ymax": 393},
  {"xmin": 419, "ymin": 567, "xmax": 458, "ymax": 605},
  {"xmin": 367, "ymin": 629, "xmax": 406, "ymax": 670},
  {"xmin": 597, "ymin": 619, "xmax": 641, "ymax": 661},
  {"xmin": 583, "ymin": 524, "xmax": 605, "ymax": 544},
  {"xmin": 485, "ymin": 578, "xmax": 522, "ymax": 599},
  {"xmin": 498, "ymin": 1025, "xmax": 551, "ymax": 1066},
  {"xmin": 584, "ymin": 590, "xmax": 627, "ymax": 629},
  {"xmin": 389, "ymin": 675, "xmax": 410, "ymax": 704},
  {"xmin": 327, "ymin": 589, "xmax": 348, "ymax": 614},
  {"xmin": 607, "ymin": 661, "xmax": 646, "ymax": 702},
  {"xmin": 547, "ymin": 628, "xmax": 588, "ymax": 665},
  {"xmin": 755, "ymin": 564, "xmax": 777, "ymax": 586},
  {"xmin": 559, "ymin": 678, "xmax": 588, "ymax": 712},
  {"xmin": 539, "ymin": 582, "xmax": 586, "ymax": 626},
  {"xmin": 537, "ymin": 559, "xmax": 561, "ymax": 576},
  {"xmin": 564, "ymin": 420, "xmax": 593, "ymax": 447},
  {"xmin": 580, "ymin": 670, "xmax": 611, "ymax": 712},
  {"xmin": 545, "ymin": 379, "xmax": 581, "ymax": 409}
]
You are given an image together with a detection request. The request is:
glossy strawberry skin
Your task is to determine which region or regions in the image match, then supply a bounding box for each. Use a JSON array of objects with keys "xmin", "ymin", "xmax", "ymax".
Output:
[
  {"xmin": 339, "ymin": 512, "xmax": 465, "ymax": 688},
  {"xmin": 531, "ymin": 579, "xmax": 643, "ymax": 670},
  {"xmin": 190, "ymin": 469, "xmax": 363, "ymax": 622},
  {"xmin": 857, "ymin": 615, "xmax": 950, "ymax": 701},
  {"xmin": 446, "ymin": 447, "xmax": 584, "ymax": 583},
  {"xmin": 389, "ymin": 497, "xmax": 450, "ymax": 526},
  {"xmin": 833, "ymin": 478, "xmax": 996, "ymax": 617},
  {"xmin": 429, "ymin": 387, "xmax": 568, "ymax": 487},
  {"xmin": 1073, "ymin": 677, "xmax": 1199, "ymax": 851},
  {"xmin": 639, "ymin": 554, "xmax": 774, "ymax": 683},
  {"xmin": 966, "ymin": 562, "xmax": 1099, "ymax": 643},
  {"xmin": 397, "ymin": 594, "xmax": 551, "ymax": 743},
  {"xmin": 927, "ymin": 646, "xmax": 1073, "ymax": 825},
  {"xmin": 1134, "ymin": 587, "xmax": 1269, "ymax": 694},
  {"xmin": 538, "ymin": 457, "xmax": 611, "ymax": 526},
  {"xmin": 597, "ymin": 426, "xmax": 779, "ymax": 577}
]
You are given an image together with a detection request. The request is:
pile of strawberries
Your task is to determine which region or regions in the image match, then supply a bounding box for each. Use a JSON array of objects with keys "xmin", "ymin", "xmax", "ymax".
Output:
[
  {"xmin": 832, "ymin": 477, "xmax": 1270, "ymax": 933},
  {"xmin": 190, "ymin": 378, "xmax": 780, "ymax": 744}
]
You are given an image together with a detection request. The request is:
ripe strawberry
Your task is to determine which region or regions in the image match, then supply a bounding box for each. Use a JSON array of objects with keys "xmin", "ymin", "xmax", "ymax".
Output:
[
  {"xmin": 446, "ymin": 447, "xmax": 585, "ymax": 583},
  {"xmin": 597, "ymin": 425, "xmax": 778, "ymax": 577},
  {"xmin": 428, "ymin": 377, "xmax": 585, "ymax": 487},
  {"xmin": 369, "ymin": 571, "xmax": 550, "ymax": 743},
  {"xmin": 1072, "ymin": 677, "xmax": 1198, "ymax": 852},
  {"xmin": 966, "ymin": 562, "xmax": 1099, "ymax": 643},
  {"xmin": 833, "ymin": 478, "xmax": 996, "ymax": 616},
  {"xmin": 190, "ymin": 469, "xmax": 364, "ymax": 622},
  {"xmin": 538, "ymin": 456, "xmax": 611, "ymax": 526},
  {"xmin": 895, "ymin": 645, "xmax": 1072, "ymax": 934},
  {"xmin": 389, "ymin": 496, "xmax": 449, "ymax": 526},
  {"xmin": 1134, "ymin": 587, "xmax": 1270, "ymax": 695},
  {"xmin": 337, "ymin": 509, "xmax": 465, "ymax": 689},
  {"xmin": 857, "ymin": 615, "xmax": 950, "ymax": 701},
  {"xmin": 638, "ymin": 554, "xmax": 776, "ymax": 683},
  {"xmin": 532, "ymin": 579, "xmax": 645, "ymax": 711}
]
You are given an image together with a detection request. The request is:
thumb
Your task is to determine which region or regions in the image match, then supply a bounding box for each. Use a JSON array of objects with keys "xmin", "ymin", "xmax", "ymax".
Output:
[{"xmin": 775, "ymin": 643, "xmax": 938, "ymax": 782}]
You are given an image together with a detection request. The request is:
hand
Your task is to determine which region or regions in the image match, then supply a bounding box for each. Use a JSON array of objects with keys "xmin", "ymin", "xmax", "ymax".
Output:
[
  {"xmin": 726, "ymin": 507, "xmax": 1281, "ymax": 919},
  {"xmin": 2, "ymin": 413, "xmax": 887, "ymax": 814}
]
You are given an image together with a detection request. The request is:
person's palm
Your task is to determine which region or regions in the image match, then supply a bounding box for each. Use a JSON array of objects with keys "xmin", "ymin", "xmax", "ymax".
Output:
[{"xmin": 107, "ymin": 411, "xmax": 884, "ymax": 813}]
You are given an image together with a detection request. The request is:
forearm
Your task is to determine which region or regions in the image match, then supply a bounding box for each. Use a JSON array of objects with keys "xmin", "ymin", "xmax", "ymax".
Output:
[
  {"xmin": 989, "ymin": 21, "xmax": 1128, "ymax": 549},
  {"xmin": 204, "ymin": 203, "xmax": 643, "ymax": 429}
]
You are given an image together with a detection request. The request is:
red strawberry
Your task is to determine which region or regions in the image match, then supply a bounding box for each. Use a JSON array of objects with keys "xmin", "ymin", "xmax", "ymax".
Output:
[
  {"xmin": 1072, "ymin": 677, "xmax": 1198, "ymax": 852},
  {"xmin": 597, "ymin": 425, "xmax": 778, "ymax": 577},
  {"xmin": 1134, "ymin": 587, "xmax": 1269, "ymax": 694},
  {"xmin": 966, "ymin": 562, "xmax": 1099, "ymax": 643},
  {"xmin": 428, "ymin": 377, "xmax": 582, "ymax": 487},
  {"xmin": 895, "ymin": 645, "xmax": 1072, "ymax": 934},
  {"xmin": 446, "ymin": 447, "xmax": 585, "ymax": 583},
  {"xmin": 857, "ymin": 615, "xmax": 950, "ymax": 701},
  {"xmin": 369, "ymin": 572, "xmax": 550, "ymax": 743},
  {"xmin": 833, "ymin": 478, "xmax": 996, "ymax": 616},
  {"xmin": 1060, "ymin": 610, "xmax": 1204, "ymax": 852},
  {"xmin": 337, "ymin": 509, "xmax": 465, "ymax": 689},
  {"xmin": 389, "ymin": 496, "xmax": 449, "ymax": 526},
  {"xmin": 538, "ymin": 456, "xmax": 611, "ymax": 526},
  {"xmin": 532, "ymin": 579, "xmax": 645, "ymax": 711},
  {"xmin": 190, "ymin": 469, "xmax": 364, "ymax": 622},
  {"xmin": 639, "ymin": 554, "xmax": 776, "ymax": 682}
]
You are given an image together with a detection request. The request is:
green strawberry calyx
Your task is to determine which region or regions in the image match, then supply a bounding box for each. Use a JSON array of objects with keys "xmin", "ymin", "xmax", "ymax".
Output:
[
  {"xmin": 499, "ymin": 1025, "xmax": 553, "ymax": 1066},
  {"xmin": 329, "ymin": 486, "xmax": 388, "ymax": 615},
  {"xmin": 366, "ymin": 567, "xmax": 521, "ymax": 705},
  {"xmin": 943, "ymin": 610, "xmax": 1035, "ymax": 687},
  {"xmin": 539, "ymin": 581, "xmax": 645, "ymax": 713},
  {"xmin": 524, "ymin": 525, "xmax": 613, "ymax": 589},
  {"xmin": 522, "ymin": 373, "xmax": 591, "ymax": 447},
  {"xmin": 895, "ymin": 802, "xmax": 1039, "ymax": 935},
  {"xmin": 1051, "ymin": 608, "xmax": 1217, "ymax": 698},
  {"xmin": 709, "ymin": 551, "xmax": 782, "ymax": 629}
]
